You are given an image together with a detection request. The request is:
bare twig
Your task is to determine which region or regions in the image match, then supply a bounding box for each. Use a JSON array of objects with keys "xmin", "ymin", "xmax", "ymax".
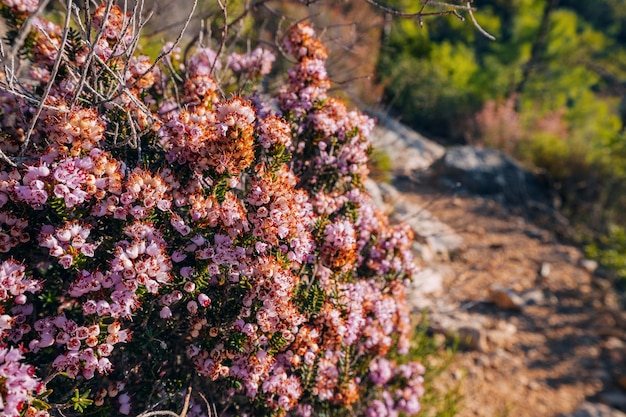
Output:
[
  {"xmin": 211, "ymin": 0, "xmax": 229, "ymax": 75},
  {"xmin": 69, "ymin": 0, "xmax": 114, "ymax": 108},
  {"xmin": 364, "ymin": 0, "xmax": 495, "ymax": 39},
  {"xmin": 129, "ymin": 0, "xmax": 198, "ymax": 90},
  {"xmin": 92, "ymin": 54, "xmax": 154, "ymax": 117},
  {"xmin": 20, "ymin": 0, "xmax": 74, "ymax": 156},
  {"xmin": 466, "ymin": 1, "xmax": 496, "ymax": 41},
  {"xmin": 136, "ymin": 411, "xmax": 181, "ymax": 417},
  {"xmin": 4, "ymin": 0, "xmax": 52, "ymax": 89},
  {"xmin": 0, "ymin": 85, "xmax": 69, "ymax": 111},
  {"xmin": 179, "ymin": 385, "xmax": 192, "ymax": 417},
  {"xmin": 364, "ymin": 0, "xmax": 469, "ymax": 17},
  {"xmin": 198, "ymin": 392, "xmax": 219, "ymax": 417}
]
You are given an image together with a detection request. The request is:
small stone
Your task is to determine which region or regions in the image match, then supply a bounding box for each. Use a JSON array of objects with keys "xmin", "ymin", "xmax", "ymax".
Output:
[
  {"xmin": 593, "ymin": 313, "xmax": 617, "ymax": 337},
  {"xmin": 487, "ymin": 328, "xmax": 516, "ymax": 349},
  {"xmin": 377, "ymin": 182, "xmax": 400, "ymax": 204},
  {"xmin": 486, "ymin": 286, "xmax": 525, "ymax": 311},
  {"xmin": 580, "ymin": 258, "xmax": 599, "ymax": 273},
  {"xmin": 522, "ymin": 289, "xmax": 546, "ymax": 306},
  {"xmin": 603, "ymin": 292, "xmax": 622, "ymax": 310},
  {"xmin": 528, "ymin": 380, "xmax": 540, "ymax": 390},
  {"xmin": 594, "ymin": 369, "xmax": 613, "ymax": 383},
  {"xmin": 518, "ymin": 375, "xmax": 528, "ymax": 386},
  {"xmin": 411, "ymin": 267, "xmax": 445, "ymax": 295},
  {"xmin": 540, "ymin": 262, "xmax": 551, "ymax": 278},
  {"xmin": 604, "ymin": 337, "xmax": 625, "ymax": 350},
  {"xmin": 412, "ymin": 241, "xmax": 435, "ymax": 263},
  {"xmin": 364, "ymin": 179, "xmax": 385, "ymax": 210},
  {"xmin": 525, "ymin": 228, "xmax": 546, "ymax": 240},
  {"xmin": 455, "ymin": 325, "xmax": 488, "ymax": 352}
]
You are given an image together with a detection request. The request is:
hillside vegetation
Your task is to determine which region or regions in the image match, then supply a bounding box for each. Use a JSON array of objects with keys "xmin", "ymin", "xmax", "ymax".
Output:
[{"xmin": 375, "ymin": 0, "xmax": 626, "ymax": 281}]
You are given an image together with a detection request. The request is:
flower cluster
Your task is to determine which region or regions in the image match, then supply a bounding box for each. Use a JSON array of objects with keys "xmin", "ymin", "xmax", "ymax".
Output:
[
  {"xmin": 0, "ymin": 3, "xmax": 426, "ymax": 417},
  {"xmin": 0, "ymin": 259, "xmax": 40, "ymax": 307},
  {"xmin": 38, "ymin": 222, "xmax": 98, "ymax": 268},
  {"xmin": 91, "ymin": 3, "xmax": 135, "ymax": 61},
  {"xmin": 0, "ymin": 213, "xmax": 29, "ymax": 254},
  {"xmin": 279, "ymin": 23, "xmax": 374, "ymax": 194},
  {"xmin": 366, "ymin": 358, "xmax": 426, "ymax": 417},
  {"xmin": 1, "ymin": 0, "xmax": 36, "ymax": 14},
  {"xmin": 0, "ymin": 346, "xmax": 45, "ymax": 417},
  {"xmin": 227, "ymin": 47, "xmax": 276, "ymax": 78}
]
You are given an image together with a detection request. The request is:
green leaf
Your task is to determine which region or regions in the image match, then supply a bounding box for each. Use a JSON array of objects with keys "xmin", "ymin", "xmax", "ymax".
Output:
[{"xmin": 71, "ymin": 389, "xmax": 94, "ymax": 413}]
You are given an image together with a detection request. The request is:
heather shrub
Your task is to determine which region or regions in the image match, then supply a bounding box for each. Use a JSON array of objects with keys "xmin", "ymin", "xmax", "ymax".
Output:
[
  {"xmin": 468, "ymin": 97, "xmax": 522, "ymax": 155},
  {"xmin": 0, "ymin": 1, "xmax": 425, "ymax": 416}
]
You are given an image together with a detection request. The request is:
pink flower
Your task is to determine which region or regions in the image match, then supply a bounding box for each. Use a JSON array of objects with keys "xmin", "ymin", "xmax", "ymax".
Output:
[
  {"xmin": 159, "ymin": 307, "xmax": 172, "ymax": 319},
  {"xmin": 198, "ymin": 293, "xmax": 211, "ymax": 307},
  {"xmin": 170, "ymin": 214, "xmax": 191, "ymax": 236},
  {"xmin": 59, "ymin": 254, "xmax": 74, "ymax": 269},
  {"xmin": 187, "ymin": 301, "xmax": 198, "ymax": 315},
  {"xmin": 0, "ymin": 346, "xmax": 44, "ymax": 416},
  {"xmin": 119, "ymin": 402, "xmax": 131, "ymax": 415},
  {"xmin": 97, "ymin": 343, "xmax": 114, "ymax": 357},
  {"xmin": 97, "ymin": 358, "xmax": 113, "ymax": 374}
]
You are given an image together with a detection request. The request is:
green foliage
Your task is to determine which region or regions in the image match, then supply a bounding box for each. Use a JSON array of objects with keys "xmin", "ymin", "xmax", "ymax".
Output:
[
  {"xmin": 368, "ymin": 147, "xmax": 393, "ymax": 183},
  {"xmin": 377, "ymin": 0, "xmax": 626, "ymax": 143},
  {"xmin": 586, "ymin": 226, "xmax": 626, "ymax": 283},
  {"xmin": 376, "ymin": 0, "xmax": 626, "ymax": 283},
  {"xmin": 296, "ymin": 282, "xmax": 325, "ymax": 317},
  {"xmin": 517, "ymin": 132, "xmax": 579, "ymax": 181},
  {"xmin": 377, "ymin": 53, "xmax": 481, "ymax": 141},
  {"xmin": 71, "ymin": 389, "xmax": 94, "ymax": 413},
  {"xmin": 406, "ymin": 314, "xmax": 462, "ymax": 417}
]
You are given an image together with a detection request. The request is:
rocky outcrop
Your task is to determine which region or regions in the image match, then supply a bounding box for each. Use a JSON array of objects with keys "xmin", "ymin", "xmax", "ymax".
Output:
[
  {"xmin": 368, "ymin": 111, "xmax": 446, "ymax": 174},
  {"xmin": 430, "ymin": 146, "xmax": 554, "ymax": 207}
]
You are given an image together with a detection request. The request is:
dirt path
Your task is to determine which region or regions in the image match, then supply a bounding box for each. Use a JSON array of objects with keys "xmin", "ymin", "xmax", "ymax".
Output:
[{"xmin": 401, "ymin": 187, "xmax": 626, "ymax": 417}]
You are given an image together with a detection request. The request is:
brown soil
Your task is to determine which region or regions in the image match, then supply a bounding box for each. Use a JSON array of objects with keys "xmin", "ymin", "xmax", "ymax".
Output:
[{"xmin": 402, "ymin": 186, "xmax": 626, "ymax": 417}]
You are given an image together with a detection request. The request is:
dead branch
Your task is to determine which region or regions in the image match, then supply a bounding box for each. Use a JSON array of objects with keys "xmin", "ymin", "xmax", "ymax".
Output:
[
  {"xmin": 364, "ymin": 0, "xmax": 496, "ymax": 39},
  {"xmin": 20, "ymin": 0, "xmax": 74, "ymax": 157}
]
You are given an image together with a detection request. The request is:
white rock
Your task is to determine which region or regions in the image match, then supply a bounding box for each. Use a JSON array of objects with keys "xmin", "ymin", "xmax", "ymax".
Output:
[
  {"xmin": 412, "ymin": 268, "xmax": 444, "ymax": 294},
  {"xmin": 369, "ymin": 116, "xmax": 445, "ymax": 175},
  {"xmin": 521, "ymin": 289, "xmax": 546, "ymax": 306},
  {"xmin": 394, "ymin": 202, "xmax": 463, "ymax": 259},
  {"xmin": 580, "ymin": 259, "xmax": 599, "ymax": 273}
]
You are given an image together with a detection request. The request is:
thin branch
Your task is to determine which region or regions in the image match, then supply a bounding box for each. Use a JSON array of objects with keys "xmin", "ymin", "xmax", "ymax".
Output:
[
  {"xmin": 20, "ymin": 0, "xmax": 74, "ymax": 156},
  {"xmin": 5, "ymin": 0, "xmax": 52, "ymax": 88},
  {"xmin": 364, "ymin": 0, "xmax": 471, "ymax": 18},
  {"xmin": 198, "ymin": 392, "xmax": 218, "ymax": 417},
  {"xmin": 69, "ymin": 0, "xmax": 114, "ymax": 108},
  {"xmin": 0, "ymin": 85, "xmax": 69, "ymax": 111},
  {"xmin": 364, "ymin": 0, "xmax": 495, "ymax": 39},
  {"xmin": 179, "ymin": 385, "xmax": 192, "ymax": 417},
  {"xmin": 125, "ymin": 108, "xmax": 139, "ymax": 149},
  {"xmin": 129, "ymin": 0, "xmax": 198, "ymax": 91},
  {"xmin": 92, "ymin": 54, "xmax": 155, "ymax": 119},
  {"xmin": 466, "ymin": 1, "xmax": 496, "ymax": 41},
  {"xmin": 136, "ymin": 411, "xmax": 181, "ymax": 417},
  {"xmin": 211, "ymin": 0, "xmax": 229, "ymax": 75}
]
